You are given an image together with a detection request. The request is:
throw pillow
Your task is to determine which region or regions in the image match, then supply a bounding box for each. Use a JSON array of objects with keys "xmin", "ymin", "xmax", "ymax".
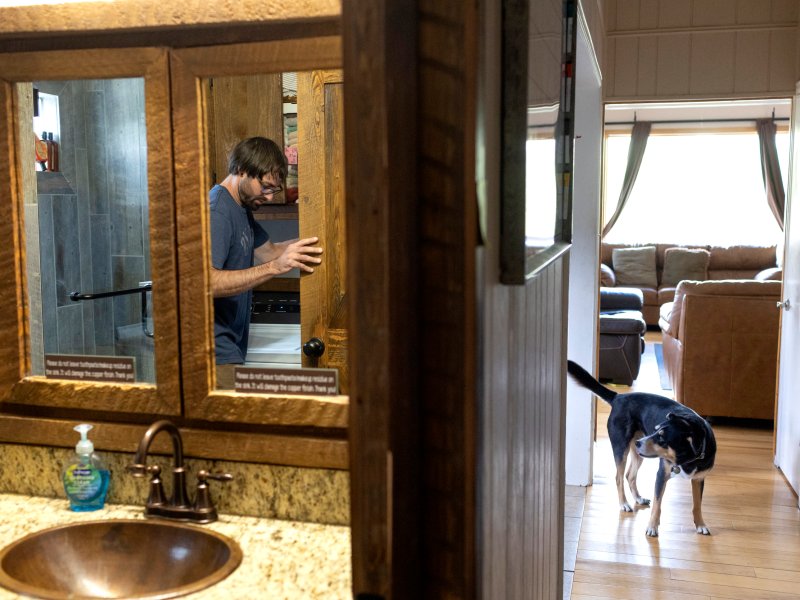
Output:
[
  {"xmin": 611, "ymin": 246, "xmax": 657, "ymax": 288},
  {"xmin": 599, "ymin": 263, "xmax": 616, "ymax": 287},
  {"xmin": 755, "ymin": 267, "xmax": 782, "ymax": 281},
  {"xmin": 661, "ymin": 247, "xmax": 710, "ymax": 286}
]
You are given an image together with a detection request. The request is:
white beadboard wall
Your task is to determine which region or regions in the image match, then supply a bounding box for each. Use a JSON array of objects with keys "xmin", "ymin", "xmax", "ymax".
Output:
[
  {"xmin": 604, "ymin": 0, "xmax": 799, "ymax": 101},
  {"xmin": 479, "ymin": 253, "xmax": 569, "ymax": 600},
  {"xmin": 580, "ymin": 0, "xmax": 607, "ymax": 67}
]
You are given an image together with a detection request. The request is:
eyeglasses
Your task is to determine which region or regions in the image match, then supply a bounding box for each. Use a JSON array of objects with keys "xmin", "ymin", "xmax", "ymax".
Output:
[{"xmin": 256, "ymin": 176, "xmax": 283, "ymax": 196}]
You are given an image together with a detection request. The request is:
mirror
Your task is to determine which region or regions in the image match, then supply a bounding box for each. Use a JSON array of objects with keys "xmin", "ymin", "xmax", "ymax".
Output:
[
  {"xmin": 203, "ymin": 70, "xmax": 348, "ymax": 396},
  {"xmin": 0, "ymin": 47, "xmax": 180, "ymax": 415},
  {"xmin": 171, "ymin": 37, "xmax": 349, "ymax": 424},
  {"xmin": 202, "ymin": 72, "xmax": 346, "ymax": 393},
  {"xmin": 23, "ymin": 78, "xmax": 155, "ymax": 385},
  {"xmin": 500, "ymin": 0, "xmax": 576, "ymax": 284}
]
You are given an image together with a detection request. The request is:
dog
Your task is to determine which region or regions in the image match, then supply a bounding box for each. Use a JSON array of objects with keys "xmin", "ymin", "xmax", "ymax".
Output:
[{"xmin": 567, "ymin": 360, "xmax": 716, "ymax": 537}]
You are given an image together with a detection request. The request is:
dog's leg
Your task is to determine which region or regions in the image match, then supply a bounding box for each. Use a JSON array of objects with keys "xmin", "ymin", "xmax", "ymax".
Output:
[
  {"xmin": 625, "ymin": 441, "xmax": 650, "ymax": 506},
  {"xmin": 611, "ymin": 440, "xmax": 633, "ymax": 512},
  {"xmin": 609, "ymin": 427, "xmax": 635, "ymax": 512},
  {"xmin": 692, "ymin": 479, "xmax": 710, "ymax": 535},
  {"xmin": 646, "ymin": 459, "xmax": 671, "ymax": 537}
]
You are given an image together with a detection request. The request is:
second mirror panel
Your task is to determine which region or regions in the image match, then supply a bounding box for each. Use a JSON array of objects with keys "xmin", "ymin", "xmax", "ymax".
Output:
[{"xmin": 205, "ymin": 70, "xmax": 347, "ymax": 395}]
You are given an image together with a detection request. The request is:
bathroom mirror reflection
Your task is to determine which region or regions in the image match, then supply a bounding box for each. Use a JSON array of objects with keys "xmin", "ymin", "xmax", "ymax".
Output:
[
  {"xmin": 205, "ymin": 70, "xmax": 348, "ymax": 394},
  {"xmin": 524, "ymin": 0, "xmax": 562, "ymax": 252},
  {"xmin": 22, "ymin": 77, "xmax": 155, "ymax": 384}
]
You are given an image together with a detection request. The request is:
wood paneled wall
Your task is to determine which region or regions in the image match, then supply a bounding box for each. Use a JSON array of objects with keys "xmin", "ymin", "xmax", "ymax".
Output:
[{"xmin": 604, "ymin": 0, "xmax": 799, "ymax": 101}]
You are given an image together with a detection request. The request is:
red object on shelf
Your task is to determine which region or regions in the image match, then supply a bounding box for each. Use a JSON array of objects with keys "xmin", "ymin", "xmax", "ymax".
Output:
[
  {"xmin": 35, "ymin": 134, "xmax": 48, "ymax": 170},
  {"xmin": 284, "ymin": 146, "xmax": 298, "ymax": 165}
]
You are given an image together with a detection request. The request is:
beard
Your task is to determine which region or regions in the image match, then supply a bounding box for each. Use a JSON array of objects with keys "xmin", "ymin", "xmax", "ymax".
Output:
[{"xmin": 237, "ymin": 179, "xmax": 266, "ymax": 211}]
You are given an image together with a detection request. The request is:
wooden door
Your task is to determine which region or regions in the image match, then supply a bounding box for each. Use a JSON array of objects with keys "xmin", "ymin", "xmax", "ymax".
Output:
[
  {"xmin": 205, "ymin": 74, "xmax": 283, "ymax": 186},
  {"xmin": 297, "ymin": 70, "xmax": 348, "ymax": 394}
]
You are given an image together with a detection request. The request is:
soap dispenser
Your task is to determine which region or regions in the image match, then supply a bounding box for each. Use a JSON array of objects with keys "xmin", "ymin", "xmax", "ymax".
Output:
[{"xmin": 62, "ymin": 424, "xmax": 110, "ymax": 512}]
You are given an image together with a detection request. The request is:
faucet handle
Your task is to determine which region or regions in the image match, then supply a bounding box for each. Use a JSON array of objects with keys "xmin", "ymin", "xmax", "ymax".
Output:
[
  {"xmin": 193, "ymin": 470, "xmax": 233, "ymax": 515},
  {"xmin": 127, "ymin": 463, "xmax": 148, "ymax": 478},
  {"xmin": 141, "ymin": 464, "xmax": 167, "ymax": 507},
  {"xmin": 198, "ymin": 470, "xmax": 233, "ymax": 484}
]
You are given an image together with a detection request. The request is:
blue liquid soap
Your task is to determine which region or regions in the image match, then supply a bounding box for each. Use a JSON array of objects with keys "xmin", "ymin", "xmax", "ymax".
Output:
[{"xmin": 62, "ymin": 424, "xmax": 110, "ymax": 512}]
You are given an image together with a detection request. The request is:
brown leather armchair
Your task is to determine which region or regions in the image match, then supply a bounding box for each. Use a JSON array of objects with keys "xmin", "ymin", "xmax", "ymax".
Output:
[{"xmin": 659, "ymin": 280, "xmax": 781, "ymax": 420}]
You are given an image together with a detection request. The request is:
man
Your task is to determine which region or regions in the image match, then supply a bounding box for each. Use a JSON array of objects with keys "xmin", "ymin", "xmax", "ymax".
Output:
[{"xmin": 210, "ymin": 137, "xmax": 322, "ymax": 387}]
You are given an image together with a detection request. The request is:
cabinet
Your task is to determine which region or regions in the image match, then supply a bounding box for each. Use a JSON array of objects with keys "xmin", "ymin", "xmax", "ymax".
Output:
[{"xmin": 0, "ymin": 38, "xmax": 347, "ymax": 468}]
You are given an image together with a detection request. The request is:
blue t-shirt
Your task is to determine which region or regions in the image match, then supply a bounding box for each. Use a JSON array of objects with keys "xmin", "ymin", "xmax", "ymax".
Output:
[{"xmin": 209, "ymin": 185, "xmax": 269, "ymax": 364}]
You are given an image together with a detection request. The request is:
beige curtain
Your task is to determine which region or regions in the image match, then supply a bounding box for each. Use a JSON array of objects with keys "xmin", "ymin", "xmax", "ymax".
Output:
[
  {"xmin": 602, "ymin": 121, "xmax": 651, "ymax": 238},
  {"xmin": 756, "ymin": 119, "xmax": 785, "ymax": 230}
]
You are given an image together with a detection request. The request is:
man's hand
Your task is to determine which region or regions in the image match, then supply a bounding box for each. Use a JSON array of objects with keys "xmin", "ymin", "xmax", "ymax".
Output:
[
  {"xmin": 212, "ymin": 237, "xmax": 323, "ymax": 298},
  {"xmin": 267, "ymin": 237, "xmax": 323, "ymax": 274}
]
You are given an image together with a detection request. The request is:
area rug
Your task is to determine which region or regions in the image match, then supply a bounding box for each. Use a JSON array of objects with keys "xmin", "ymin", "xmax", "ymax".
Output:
[{"xmin": 653, "ymin": 343, "xmax": 672, "ymax": 390}]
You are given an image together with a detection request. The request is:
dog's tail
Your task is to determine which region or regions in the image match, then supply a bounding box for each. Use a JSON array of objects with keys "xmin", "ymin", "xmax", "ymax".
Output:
[{"xmin": 566, "ymin": 360, "xmax": 618, "ymax": 403}]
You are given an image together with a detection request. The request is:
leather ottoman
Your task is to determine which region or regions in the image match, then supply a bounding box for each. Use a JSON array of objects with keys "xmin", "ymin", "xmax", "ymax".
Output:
[{"xmin": 599, "ymin": 288, "xmax": 646, "ymax": 385}]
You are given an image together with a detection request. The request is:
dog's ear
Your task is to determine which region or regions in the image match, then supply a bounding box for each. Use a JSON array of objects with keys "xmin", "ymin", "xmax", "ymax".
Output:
[{"xmin": 667, "ymin": 413, "xmax": 693, "ymax": 428}]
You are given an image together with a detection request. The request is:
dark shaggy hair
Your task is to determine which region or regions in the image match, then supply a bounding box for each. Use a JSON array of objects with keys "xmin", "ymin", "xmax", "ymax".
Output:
[{"xmin": 227, "ymin": 137, "xmax": 287, "ymax": 184}]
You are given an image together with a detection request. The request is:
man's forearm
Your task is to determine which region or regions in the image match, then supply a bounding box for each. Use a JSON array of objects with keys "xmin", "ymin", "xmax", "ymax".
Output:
[{"xmin": 211, "ymin": 264, "xmax": 280, "ymax": 298}]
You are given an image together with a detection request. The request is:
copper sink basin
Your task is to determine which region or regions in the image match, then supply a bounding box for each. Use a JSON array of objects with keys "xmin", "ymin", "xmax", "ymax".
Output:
[{"xmin": 0, "ymin": 519, "xmax": 243, "ymax": 599}]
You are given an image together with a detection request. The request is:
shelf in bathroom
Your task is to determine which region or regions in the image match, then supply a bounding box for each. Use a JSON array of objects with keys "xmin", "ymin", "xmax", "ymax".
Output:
[
  {"xmin": 35, "ymin": 171, "xmax": 75, "ymax": 195},
  {"xmin": 0, "ymin": 493, "xmax": 351, "ymax": 599}
]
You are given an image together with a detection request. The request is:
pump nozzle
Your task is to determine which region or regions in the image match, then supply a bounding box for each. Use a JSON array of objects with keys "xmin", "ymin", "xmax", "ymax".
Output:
[{"xmin": 74, "ymin": 424, "xmax": 94, "ymax": 455}]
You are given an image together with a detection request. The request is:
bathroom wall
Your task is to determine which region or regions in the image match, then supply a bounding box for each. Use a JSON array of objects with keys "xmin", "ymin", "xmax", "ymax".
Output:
[{"xmin": 0, "ymin": 443, "xmax": 349, "ymax": 525}]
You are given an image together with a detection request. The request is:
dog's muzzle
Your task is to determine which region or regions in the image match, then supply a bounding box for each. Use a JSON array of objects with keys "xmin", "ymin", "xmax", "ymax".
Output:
[{"xmin": 634, "ymin": 436, "xmax": 658, "ymax": 458}]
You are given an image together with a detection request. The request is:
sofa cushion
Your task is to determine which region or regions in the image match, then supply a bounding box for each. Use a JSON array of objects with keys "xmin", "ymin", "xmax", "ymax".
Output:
[
  {"xmin": 599, "ymin": 310, "xmax": 647, "ymax": 335},
  {"xmin": 707, "ymin": 245, "xmax": 776, "ymax": 271},
  {"xmin": 755, "ymin": 267, "xmax": 782, "ymax": 281},
  {"xmin": 612, "ymin": 246, "xmax": 657, "ymax": 287},
  {"xmin": 658, "ymin": 301, "xmax": 675, "ymax": 336},
  {"xmin": 600, "ymin": 287, "xmax": 643, "ymax": 311},
  {"xmin": 658, "ymin": 286, "xmax": 678, "ymax": 306},
  {"xmin": 599, "ymin": 263, "xmax": 616, "ymax": 287},
  {"xmin": 661, "ymin": 247, "xmax": 710, "ymax": 286}
]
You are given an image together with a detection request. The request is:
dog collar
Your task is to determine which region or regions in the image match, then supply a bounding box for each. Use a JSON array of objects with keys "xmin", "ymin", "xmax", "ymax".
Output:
[{"xmin": 678, "ymin": 436, "xmax": 707, "ymax": 470}]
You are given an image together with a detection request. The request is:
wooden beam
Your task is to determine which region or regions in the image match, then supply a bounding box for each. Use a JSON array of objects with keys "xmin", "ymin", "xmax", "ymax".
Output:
[
  {"xmin": 343, "ymin": 0, "xmax": 420, "ymax": 597},
  {"xmin": 0, "ymin": 415, "xmax": 347, "ymax": 469}
]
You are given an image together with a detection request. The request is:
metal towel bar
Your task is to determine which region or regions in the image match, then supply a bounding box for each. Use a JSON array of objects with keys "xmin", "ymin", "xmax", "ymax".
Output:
[{"xmin": 69, "ymin": 281, "xmax": 153, "ymax": 338}]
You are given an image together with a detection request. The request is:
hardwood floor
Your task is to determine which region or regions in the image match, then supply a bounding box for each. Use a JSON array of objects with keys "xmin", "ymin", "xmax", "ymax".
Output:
[{"xmin": 569, "ymin": 332, "xmax": 800, "ymax": 600}]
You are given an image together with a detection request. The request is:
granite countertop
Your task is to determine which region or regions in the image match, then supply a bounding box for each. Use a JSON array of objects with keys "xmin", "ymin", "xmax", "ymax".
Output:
[{"xmin": 0, "ymin": 493, "xmax": 351, "ymax": 599}]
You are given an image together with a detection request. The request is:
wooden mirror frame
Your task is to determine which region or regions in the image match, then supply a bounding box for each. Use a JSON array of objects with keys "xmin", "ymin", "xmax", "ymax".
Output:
[
  {"xmin": 170, "ymin": 37, "xmax": 348, "ymax": 430},
  {"xmin": 0, "ymin": 47, "xmax": 181, "ymax": 415}
]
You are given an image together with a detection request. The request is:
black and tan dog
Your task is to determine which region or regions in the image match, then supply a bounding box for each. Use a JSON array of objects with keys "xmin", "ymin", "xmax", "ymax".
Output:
[{"xmin": 567, "ymin": 360, "xmax": 716, "ymax": 537}]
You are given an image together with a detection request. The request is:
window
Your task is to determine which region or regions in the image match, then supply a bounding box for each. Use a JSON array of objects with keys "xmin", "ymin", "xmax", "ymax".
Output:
[
  {"xmin": 525, "ymin": 137, "xmax": 556, "ymax": 245},
  {"xmin": 603, "ymin": 129, "xmax": 788, "ymax": 246}
]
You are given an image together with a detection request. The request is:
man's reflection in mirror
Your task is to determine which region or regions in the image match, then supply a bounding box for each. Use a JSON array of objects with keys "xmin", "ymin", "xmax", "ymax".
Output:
[{"xmin": 210, "ymin": 137, "xmax": 322, "ymax": 388}]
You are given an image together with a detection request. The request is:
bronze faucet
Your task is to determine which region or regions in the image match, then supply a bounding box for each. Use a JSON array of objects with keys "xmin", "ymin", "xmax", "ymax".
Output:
[{"xmin": 128, "ymin": 420, "xmax": 232, "ymax": 524}]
